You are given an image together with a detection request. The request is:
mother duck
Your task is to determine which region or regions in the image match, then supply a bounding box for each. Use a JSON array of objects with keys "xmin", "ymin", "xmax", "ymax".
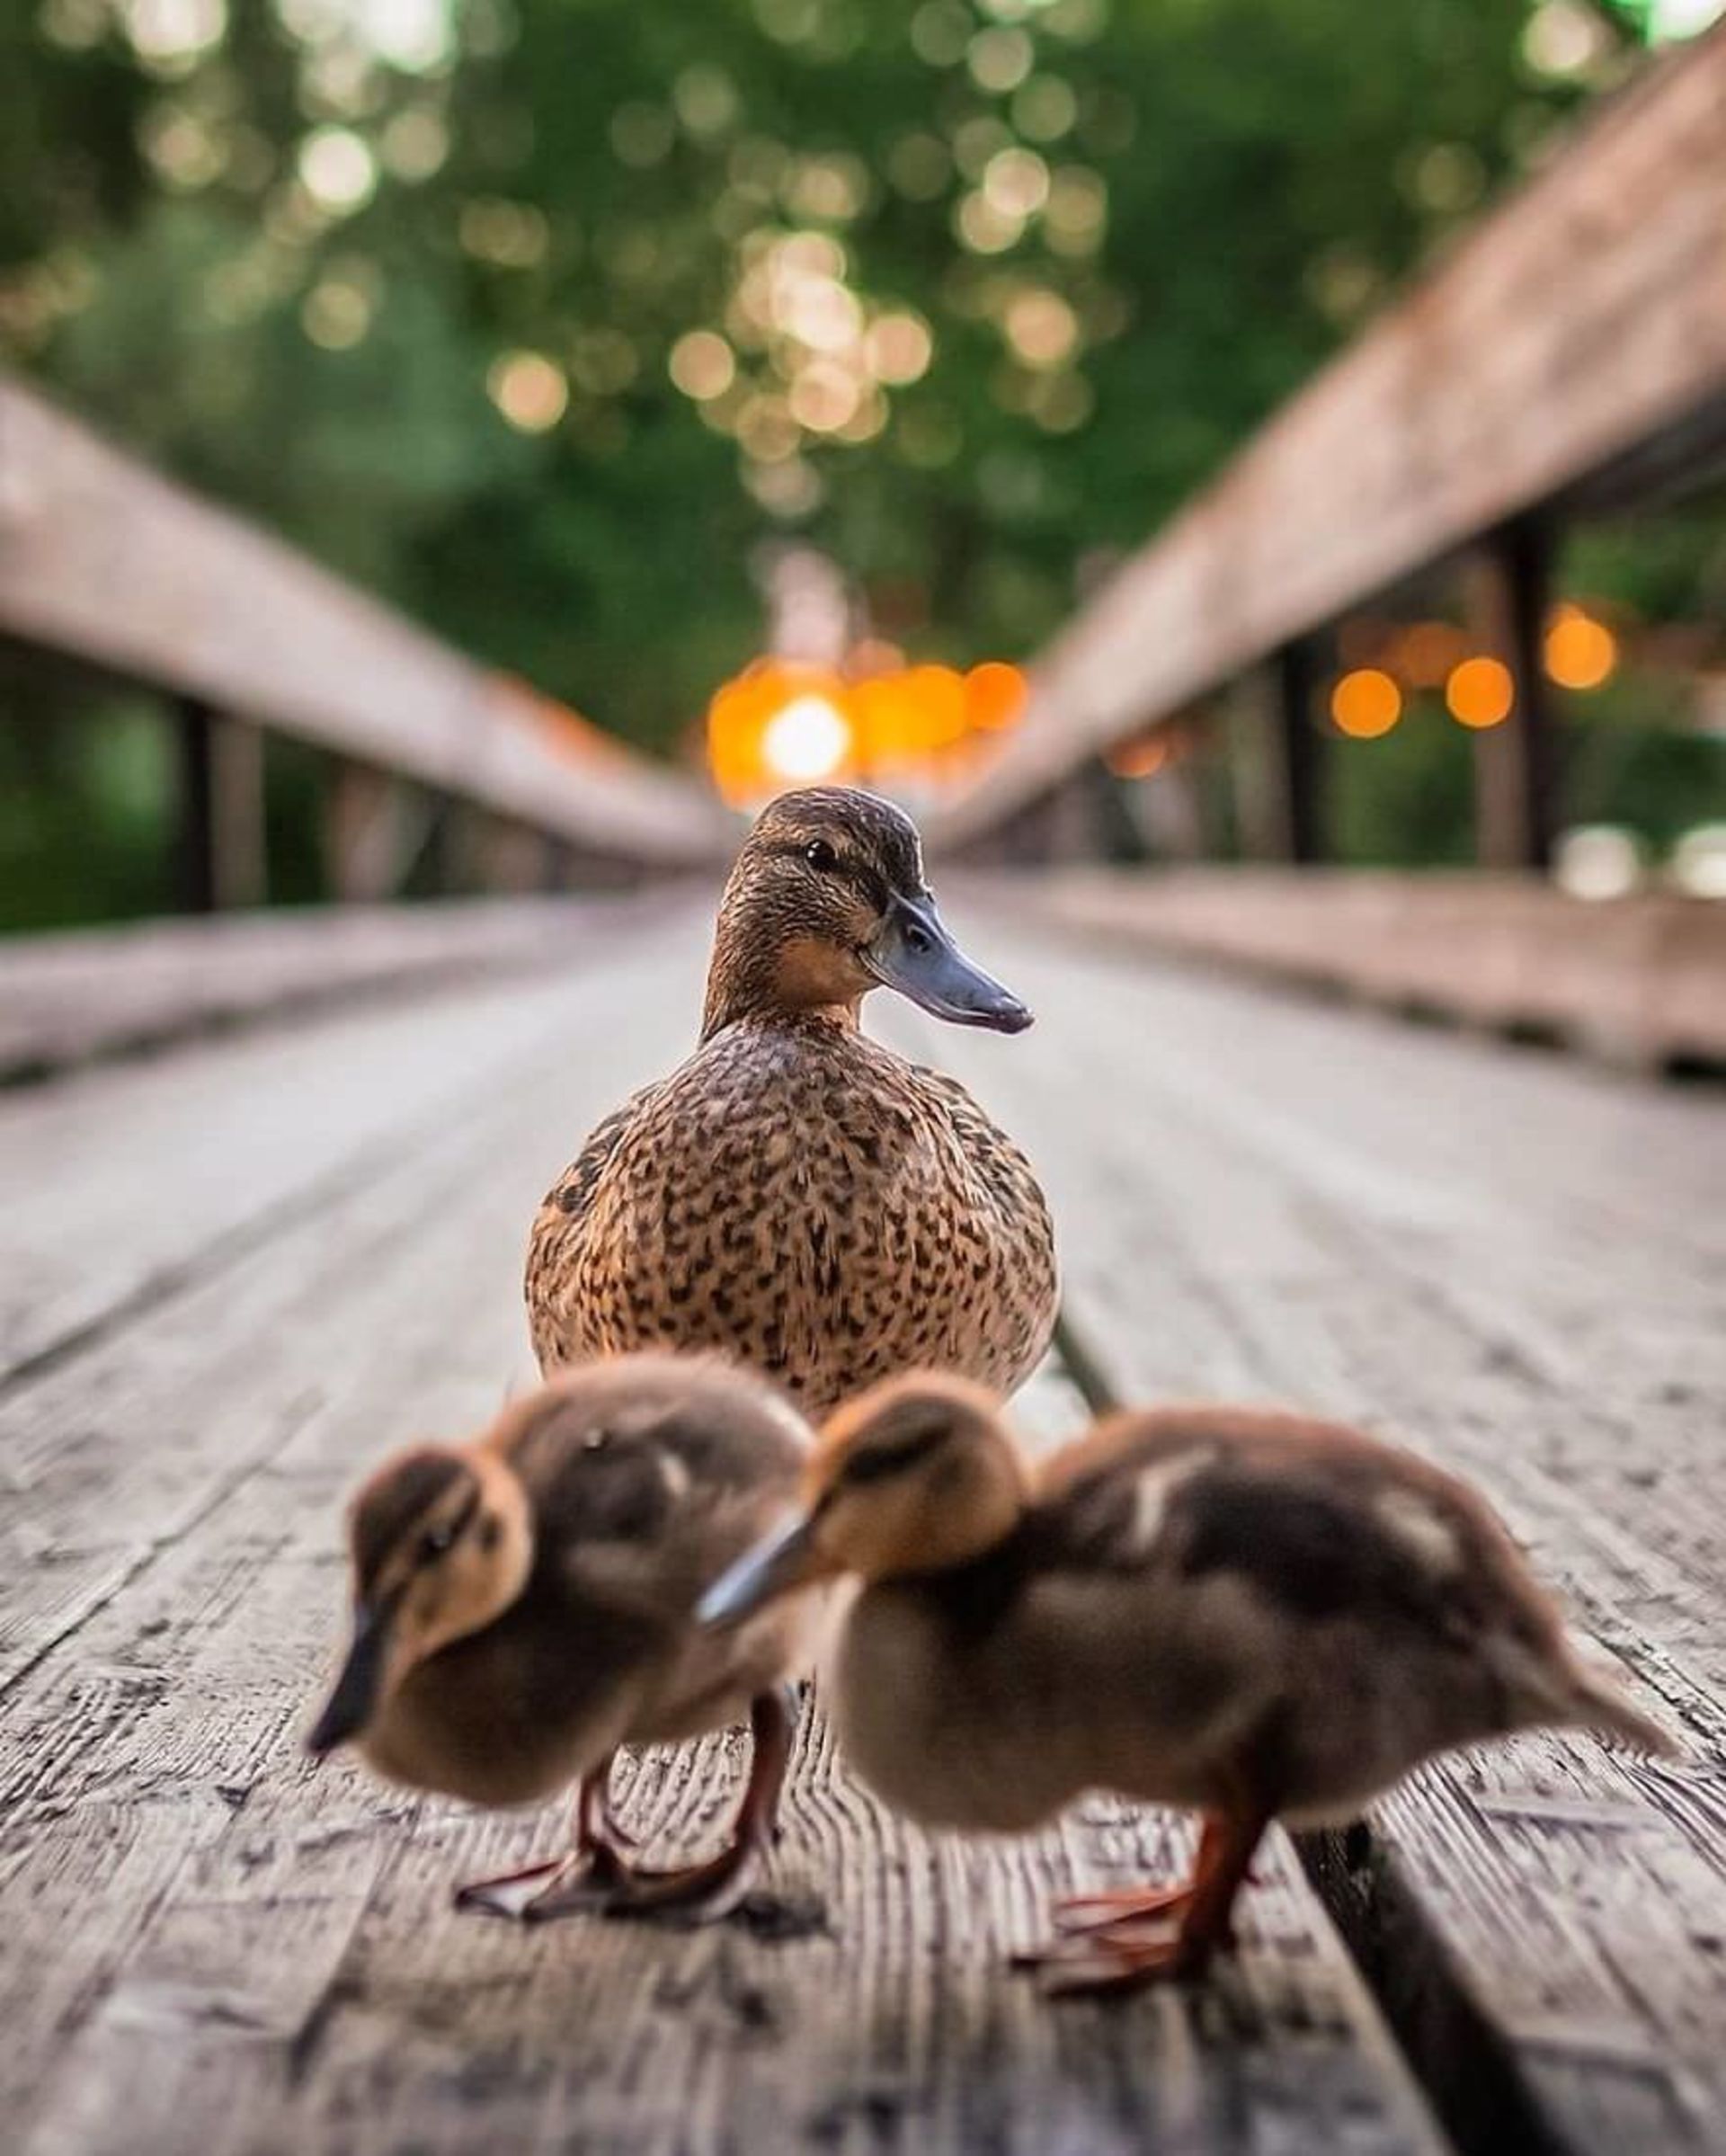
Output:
[{"xmin": 527, "ymin": 787, "xmax": 1056, "ymax": 1413}]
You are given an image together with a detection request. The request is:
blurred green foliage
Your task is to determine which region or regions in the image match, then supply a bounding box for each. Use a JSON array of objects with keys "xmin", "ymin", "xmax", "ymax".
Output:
[{"xmin": 0, "ymin": 0, "xmax": 1720, "ymax": 925}]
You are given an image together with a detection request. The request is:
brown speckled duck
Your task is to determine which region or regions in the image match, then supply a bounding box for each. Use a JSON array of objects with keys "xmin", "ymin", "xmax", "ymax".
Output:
[
  {"xmin": 701, "ymin": 1375, "xmax": 1676, "ymax": 1993},
  {"xmin": 526, "ymin": 788, "xmax": 1056, "ymax": 1415},
  {"xmin": 307, "ymin": 1354, "xmax": 820, "ymax": 1922}
]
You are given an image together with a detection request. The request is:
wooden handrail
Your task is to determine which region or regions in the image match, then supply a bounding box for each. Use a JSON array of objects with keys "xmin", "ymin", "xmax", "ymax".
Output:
[
  {"xmin": 933, "ymin": 25, "xmax": 1726, "ymax": 845},
  {"xmin": 0, "ymin": 377, "xmax": 733, "ymax": 868}
]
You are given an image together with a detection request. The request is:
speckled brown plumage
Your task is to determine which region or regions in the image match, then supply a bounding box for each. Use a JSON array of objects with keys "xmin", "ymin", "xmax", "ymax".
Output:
[{"xmin": 525, "ymin": 789, "xmax": 1056, "ymax": 1414}]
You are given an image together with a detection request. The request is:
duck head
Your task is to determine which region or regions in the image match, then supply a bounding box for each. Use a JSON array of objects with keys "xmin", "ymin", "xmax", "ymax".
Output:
[
  {"xmin": 698, "ymin": 1373, "xmax": 1032, "ymax": 1620},
  {"xmin": 700, "ymin": 788, "xmax": 1032, "ymax": 1041},
  {"xmin": 307, "ymin": 1442, "xmax": 533, "ymax": 1758}
]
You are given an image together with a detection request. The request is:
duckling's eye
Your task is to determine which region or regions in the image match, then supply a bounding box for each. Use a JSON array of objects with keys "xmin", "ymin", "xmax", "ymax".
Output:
[
  {"xmin": 419, "ymin": 1522, "xmax": 457, "ymax": 1563},
  {"xmin": 805, "ymin": 839, "xmax": 840, "ymax": 873}
]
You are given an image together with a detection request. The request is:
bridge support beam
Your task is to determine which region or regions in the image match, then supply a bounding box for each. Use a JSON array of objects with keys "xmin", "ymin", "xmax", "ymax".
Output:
[
  {"xmin": 325, "ymin": 760, "xmax": 417, "ymax": 904},
  {"xmin": 1268, "ymin": 637, "xmax": 1326, "ymax": 863},
  {"xmin": 1468, "ymin": 516, "xmax": 1558, "ymax": 873},
  {"xmin": 175, "ymin": 699, "xmax": 265, "ymax": 913}
]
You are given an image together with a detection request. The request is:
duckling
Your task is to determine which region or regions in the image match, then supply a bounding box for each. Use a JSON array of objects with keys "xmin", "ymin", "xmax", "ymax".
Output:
[
  {"xmin": 306, "ymin": 1353, "xmax": 821, "ymax": 1923},
  {"xmin": 699, "ymin": 1375, "xmax": 1677, "ymax": 1993},
  {"xmin": 526, "ymin": 788, "xmax": 1056, "ymax": 1417}
]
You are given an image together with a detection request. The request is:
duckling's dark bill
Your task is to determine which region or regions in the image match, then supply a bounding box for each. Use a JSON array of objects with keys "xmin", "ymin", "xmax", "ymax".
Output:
[
  {"xmin": 698, "ymin": 1514, "xmax": 822, "ymax": 1626},
  {"xmin": 863, "ymin": 894, "xmax": 1032, "ymax": 1034},
  {"xmin": 307, "ymin": 1601, "xmax": 391, "ymax": 1756}
]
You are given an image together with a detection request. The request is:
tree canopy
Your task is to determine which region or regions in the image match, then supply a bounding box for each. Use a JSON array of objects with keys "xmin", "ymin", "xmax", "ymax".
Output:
[
  {"xmin": 4, "ymin": 0, "xmax": 1605, "ymax": 751},
  {"xmin": 3, "ymin": 0, "xmax": 1719, "ymax": 929}
]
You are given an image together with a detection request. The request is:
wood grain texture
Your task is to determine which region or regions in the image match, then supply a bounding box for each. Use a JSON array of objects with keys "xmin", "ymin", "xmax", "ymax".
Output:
[
  {"xmin": 998, "ymin": 868, "xmax": 1726, "ymax": 1073},
  {"xmin": 906, "ymin": 901, "xmax": 1726, "ymax": 2153},
  {"xmin": 0, "ymin": 906, "xmax": 714, "ymax": 1388},
  {"xmin": 0, "ymin": 896, "xmax": 684, "ymax": 1085},
  {"xmin": 0, "ymin": 378, "xmax": 731, "ymax": 866},
  {"xmin": 932, "ymin": 27, "xmax": 1726, "ymax": 840},
  {"xmin": 0, "ymin": 912, "xmax": 1447, "ymax": 2156}
]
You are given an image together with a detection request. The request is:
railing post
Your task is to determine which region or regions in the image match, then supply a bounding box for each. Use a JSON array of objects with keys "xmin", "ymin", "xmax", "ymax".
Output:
[
  {"xmin": 325, "ymin": 761, "xmax": 406, "ymax": 903},
  {"xmin": 175, "ymin": 699, "xmax": 265, "ymax": 913},
  {"xmin": 1268, "ymin": 638, "xmax": 1325, "ymax": 863},
  {"xmin": 1468, "ymin": 515, "xmax": 1557, "ymax": 872}
]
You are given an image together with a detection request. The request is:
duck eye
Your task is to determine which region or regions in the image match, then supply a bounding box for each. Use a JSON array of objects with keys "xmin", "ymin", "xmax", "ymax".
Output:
[
  {"xmin": 419, "ymin": 1522, "xmax": 457, "ymax": 1562},
  {"xmin": 805, "ymin": 840, "xmax": 839, "ymax": 873}
]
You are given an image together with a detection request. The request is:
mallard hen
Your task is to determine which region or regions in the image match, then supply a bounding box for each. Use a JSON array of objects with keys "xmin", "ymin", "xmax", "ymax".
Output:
[{"xmin": 526, "ymin": 788, "xmax": 1056, "ymax": 1415}]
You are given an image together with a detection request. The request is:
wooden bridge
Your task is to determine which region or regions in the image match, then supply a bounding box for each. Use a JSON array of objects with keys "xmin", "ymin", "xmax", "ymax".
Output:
[{"xmin": 2, "ymin": 26, "xmax": 1724, "ymax": 2156}]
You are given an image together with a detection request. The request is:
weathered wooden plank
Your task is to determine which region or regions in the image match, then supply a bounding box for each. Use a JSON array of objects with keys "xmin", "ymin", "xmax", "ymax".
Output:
[
  {"xmin": 0, "ymin": 377, "xmax": 731, "ymax": 867},
  {"xmin": 934, "ymin": 28, "xmax": 1726, "ymax": 840},
  {"xmin": 0, "ymin": 904, "xmax": 711, "ymax": 1387},
  {"xmin": 987, "ymin": 869, "xmax": 1726, "ymax": 1073},
  {"xmin": 0, "ymin": 895, "xmax": 681, "ymax": 1085},
  {"xmin": 905, "ymin": 915, "xmax": 1726, "ymax": 2153},
  {"xmin": 0, "ymin": 945, "xmax": 699, "ymax": 2137},
  {"xmin": 1, "ymin": 923, "xmax": 1447, "ymax": 2156}
]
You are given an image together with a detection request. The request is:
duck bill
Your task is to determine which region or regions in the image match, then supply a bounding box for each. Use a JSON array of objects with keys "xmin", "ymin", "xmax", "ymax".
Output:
[
  {"xmin": 698, "ymin": 1514, "xmax": 826, "ymax": 1627},
  {"xmin": 863, "ymin": 894, "xmax": 1032, "ymax": 1035},
  {"xmin": 307, "ymin": 1601, "xmax": 391, "ymax": 1758}
]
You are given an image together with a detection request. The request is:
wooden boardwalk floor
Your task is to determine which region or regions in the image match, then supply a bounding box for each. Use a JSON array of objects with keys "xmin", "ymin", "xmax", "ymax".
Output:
[{"xmin": 2, "ymin": 896, "xmax": 1722, "ymax": 2156}]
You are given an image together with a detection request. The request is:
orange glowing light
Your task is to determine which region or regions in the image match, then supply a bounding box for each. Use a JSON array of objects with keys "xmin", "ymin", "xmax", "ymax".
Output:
[
  {"xmin": 1107, "ymin": 735, "xmax": 1168, "ymax": 779},
  {"xmin": 1544, "ymin": 605, "xmax": 1617, "ymax": 690},
  {"xmin": 847, "ymin": 637, "xmax": 906, "ymax": 680},
  {"xmin": 965, "ymin": 661, "xmax": 1028, "ymax": 732},
  {"xmin": 1446, "ymin": 656, "xmax": 1514, "ymax": 729},
  {"xmin": 1330, "ymin": 668, "xmax": 1402, "ymax": 739},
  {"xmin": 706, "ymin": 652, "xmax": 1024, "ymax": 803},
  {"xmin": 906, "ymin": 664, "xmax": 968, "ymax": 745},
  {"xmin": 1392, "ymin": 620, "xmax": 1467, "ymax": 690},
  {"xmin": 761, "ymin": 693, "xmax": 852, "ymax": 781}
]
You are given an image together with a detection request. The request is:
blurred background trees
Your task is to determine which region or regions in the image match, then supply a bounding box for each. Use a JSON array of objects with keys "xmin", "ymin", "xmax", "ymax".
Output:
[{"xmin": 2, "ymin": 0, "xmax": 1721, "ymax": 925}]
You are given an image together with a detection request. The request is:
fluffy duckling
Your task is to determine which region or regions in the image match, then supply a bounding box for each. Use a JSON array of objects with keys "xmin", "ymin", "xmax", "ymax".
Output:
[
  {"xmin": 526, "ymin": 788, "xmax": 1056, "ymax": 1417},
  {"xmin": 700, "ymin": 1376, "xmax": 1676, "ymax": 1992},
  {"xmin": 307, "ymin": 1353, "xmax": 821, "ymax": 1923}
]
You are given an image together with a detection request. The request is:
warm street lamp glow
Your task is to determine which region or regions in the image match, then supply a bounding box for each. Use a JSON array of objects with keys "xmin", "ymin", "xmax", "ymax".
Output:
[
  {"xmin": 1446, "ymin": 656, "xmax": 1515, "ymax": 728},
  {"xmin": 965, "ymin": 661, "xmax": 1028, "ymax": 731},
  {"xmin": 1330, "ymin": 667, "xmax": 1401, "ymax": 738},
  {"xmin": 706, "ymin": 654, "xmax": 1027, "ymax": 804},
  {"xmin": 761, "ymin": 694, "xmax": 852, "ymax": 782},
  {"xmin": 1544, "ymin": 605, "xmax": 1618, "ymax": 690},
  {"xmin": 1107, "ymin": 735, "xmax": 1168, "ymax": 778}
]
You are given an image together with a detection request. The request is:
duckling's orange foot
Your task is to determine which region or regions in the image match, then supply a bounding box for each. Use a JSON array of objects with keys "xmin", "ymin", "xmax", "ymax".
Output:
[
  {"xmin": 590, "ymin": 1831, "xmax": 771, "ymax": 1928},
  {"xmin": 1049, "ymin": 1882, "xmax": 1200, "ymax": 1938},
  {"xmin": 454, "ymin": 1840, "xmax": 631, "ymax": 1923}
]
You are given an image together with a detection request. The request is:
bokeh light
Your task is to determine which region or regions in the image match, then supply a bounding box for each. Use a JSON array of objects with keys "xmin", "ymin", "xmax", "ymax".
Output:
[
  {"xmin": 486, "ymin": 351, "xmax": 569, "ymax": 432},
  {"xmin": 1544, "ymin": 604, "xmax": 1618, "ymax": 690},
  {"xmin": 1003, "ymin": 288, "xmax": 1078, "ymax": 367},
  {"xmin": 706, "ymin": 655, "xmax": 1027, "ymax": 804},
  {"xmin": 1392, "ymin": 620, "xmax": 1467, "ymax": 689},
  {"xmin": 865, "ymin": 311, "xmax": 934, "ymax": 385},
  {"xmin": 1107, "ymin": 735, "xmax": 1168, "ymax": 779},
  {"xmin": 762, "ymin": 694, "xmax": 852, "ymax": 782},
  {"xmin": 1330, "ymin": 667, "xmax": 1402, "ymax": 738},
  {"xmin": 298, "ymin": 126, "xmax": 377, "ymax": 213},
  {"xmin": 669, "ymin": 330, "xmax": 737, "ymax": 400},
  {"xmin": 1446, "ymin": 655, "xmax": 1515, "ymax": 728},
  {"xmin": 965, "ymin": 661, "xmax": 1028, "ymax": 731}
]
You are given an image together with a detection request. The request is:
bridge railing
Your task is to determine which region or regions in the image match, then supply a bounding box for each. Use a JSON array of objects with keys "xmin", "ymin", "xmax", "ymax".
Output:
[
  {"xmin": 0, "ymin": 377, "xmax": 733, "ymax": 909},
  {"xmin": 932, "ymin": 24, "xmax": 1726, "ymax": 873}
]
